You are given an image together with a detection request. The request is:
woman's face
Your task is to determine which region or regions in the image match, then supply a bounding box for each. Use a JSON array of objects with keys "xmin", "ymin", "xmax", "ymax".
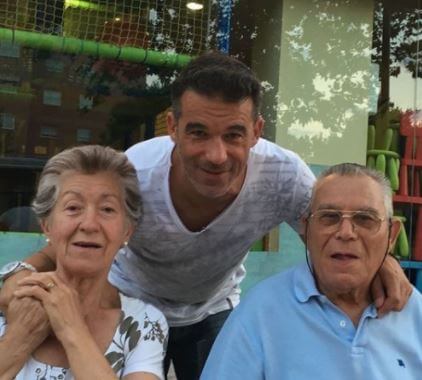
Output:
[{"xmin": 42, "ymin": 170, "xmax": 133, "ymax": 277}]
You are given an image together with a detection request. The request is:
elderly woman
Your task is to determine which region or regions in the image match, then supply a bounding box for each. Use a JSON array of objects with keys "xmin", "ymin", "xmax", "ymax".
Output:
[
  {"xmin": 201, "ymin": 163, "xmax": 422, "ymax": 380},
  {"xmin": 0, "ymin": 145, "xmax": 167, "ymax": 380}
]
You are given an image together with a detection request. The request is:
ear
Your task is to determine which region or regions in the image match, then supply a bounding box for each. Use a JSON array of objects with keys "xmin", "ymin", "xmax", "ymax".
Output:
[
  {"xmin": 388, "ymin": 218, "xmax": 402, "ymax": 253},
  {"xmin": 123, "ymin": 223, "xmax": 134, "ymax": 244},
  {"xmin": 40, "ymin": 218, "xmax": 51, "ymax": 239},
  {"xmin": 251, "ymin": 115, "xmax": 265, "ymax": 146},
  {"xmin": 167, "ymin": 111, "xmax": 177, "ymax": 142},
  {"xmin": 298, "ymin": 215, "xmax": 310, "ymax": 243}
]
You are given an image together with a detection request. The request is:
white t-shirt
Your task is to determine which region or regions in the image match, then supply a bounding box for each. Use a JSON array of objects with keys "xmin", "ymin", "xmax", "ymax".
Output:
[
  {"xmin": 109, "ymin": 136, "xmax": 315, "ymax": 326},
  {"xmin": 0, "ymin": 294, "xmax": 168, "ymax": 380}
]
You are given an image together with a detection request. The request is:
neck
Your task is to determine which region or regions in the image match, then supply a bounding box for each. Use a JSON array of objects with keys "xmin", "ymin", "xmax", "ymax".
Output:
[
  {"xmin": 55, "ymin": 267, "xmax": 116, "ymax": 316},
  {"xmin": 169, "ymin": 151, "xmax": 243, "ymax": 231},
  {"xmin": 322, "ymin": 286, "xmax": 371, "ymax": 326}
]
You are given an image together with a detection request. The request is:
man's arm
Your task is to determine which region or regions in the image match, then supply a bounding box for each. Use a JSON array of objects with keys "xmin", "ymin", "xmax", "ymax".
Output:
[
  {"xmin": 25, "ymin": 244, "xmax": 56, "ymax": 269},
  {"xmin": 372, "ymin": 254, "xmax": 413, "ymax": 316},
  {"xmin": 0, "ymin": 245, "xmax": 56, "ymax": 312}
]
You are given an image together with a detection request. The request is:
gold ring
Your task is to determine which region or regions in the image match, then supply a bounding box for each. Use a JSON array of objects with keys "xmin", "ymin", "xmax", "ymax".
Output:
[{"xmin": 46, "ymin": 282, "xmax": 55, "ymax": 289}]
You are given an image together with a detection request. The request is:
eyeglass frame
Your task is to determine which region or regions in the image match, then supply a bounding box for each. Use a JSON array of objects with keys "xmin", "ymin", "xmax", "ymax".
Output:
[{"xmin": 307, "ymin": 209, "xmax": 389, "ymax": 234}]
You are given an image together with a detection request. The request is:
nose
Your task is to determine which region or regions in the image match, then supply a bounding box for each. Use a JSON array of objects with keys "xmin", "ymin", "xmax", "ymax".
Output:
[
  {"xmin": 79, "ymin": 207, "xmax": 100, "ymax": 233},
  {"xmin": 335, "ymin": 216, "xmax": 357, "ymax": 240},
  {"xmin": 205, "ymin": 137, "xmax": 228, "ymax": 166}
]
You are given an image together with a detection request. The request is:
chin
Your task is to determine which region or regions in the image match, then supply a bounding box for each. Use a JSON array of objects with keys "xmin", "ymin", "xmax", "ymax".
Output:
[
  {"xmin": 60, "ymin": 258, "xmax": 107, "ymax": 278},
  {"xmin": 193, "ymin": 183, "xmax": 232, "ymax": 199},
  {"xmin": 330, "ymin": 276, "xmax": 366, "ymax": 293}
]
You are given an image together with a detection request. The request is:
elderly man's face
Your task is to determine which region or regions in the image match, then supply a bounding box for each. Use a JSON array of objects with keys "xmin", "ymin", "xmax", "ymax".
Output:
[{"xmin": 306, "ymin": 174, "xmax": 400, "ymax": 296}]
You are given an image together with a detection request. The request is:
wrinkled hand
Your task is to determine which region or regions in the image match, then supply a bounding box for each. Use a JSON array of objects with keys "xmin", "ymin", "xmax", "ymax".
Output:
[
  {"xmin": 14, "ymin": 272, "xmax": 89, "ymax": 344},
  {"xmin": 0, "ymin": 270, "xmax": 34, "ymax": 313},
  {"xmin": 371, "ymin": 255, "xmax": 413, "ymax": 317},
  {"xmin": 6, "ymin": 296, "xmax": 50, "ymax": 352}
]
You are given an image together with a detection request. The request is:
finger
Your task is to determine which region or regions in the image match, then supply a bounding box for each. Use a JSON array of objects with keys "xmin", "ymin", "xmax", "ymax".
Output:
[
  {"xmin": 48, "ymin": 273, "xmax": 66, "ymax": 288},
  {"xmin": 378, "ymin": 256, "xmax": 412, "ymax": 314},
  {"xmin": 13, "ymin": 285, "xmax": 50, "ymax": 302},
  {"xmin": 0, "ymin": 270, "xmax": 32, "ymax": 312},
  {"xmin": 46, "ymin": 281, "xmax": 56, "ymax": 290},
  {"xmin": 371, "ymin": 274, "xmax": 385, "ymax": 309},
  {"xmin": 18, "ymin": 273, "xmax": 57, "ymax": 291},
  {"xmin": 403, "ymin": 281, "xmax": 413, "ymax": 299},
  {"xmin": 376, "ymin": 280, "xmax": 401, "ymax": 316}
]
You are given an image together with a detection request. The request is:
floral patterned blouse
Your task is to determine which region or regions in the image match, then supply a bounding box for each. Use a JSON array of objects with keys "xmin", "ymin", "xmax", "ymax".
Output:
[{"xmin": 0, "ymin": 293, "xmax": 168, "ymax": 380}]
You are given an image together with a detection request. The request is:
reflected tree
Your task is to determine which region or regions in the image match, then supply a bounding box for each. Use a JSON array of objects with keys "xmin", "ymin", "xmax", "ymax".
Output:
[
  {"xmin": 371, "ymin": 0, "xmax": 421, "ymax": 148},
  {"xmin": 101, "ymin": 95, "xmax": 170, "ymax": 149},
  {"xmin": 275, "ymin": 0, "xmax": 375, "ymax": 161}
]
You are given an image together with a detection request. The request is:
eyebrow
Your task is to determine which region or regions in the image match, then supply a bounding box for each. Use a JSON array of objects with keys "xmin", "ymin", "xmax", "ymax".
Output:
[
  {"xmin": 184, "ymin": 123, "xmax": 247, "ymax": 134},
  {"xmin": 316, "ymin": 204, "xmax": 380, "ymax": 214},
  {"xmin": 227, "ymin": 125, "xmax": 247, "ymax": 134},
  {"xmin": 61, "ymin": 190, "xmax": 120, "ymax": 201},
  {"xmin": 185, "ymin": 122, "xmax": 206, "ymax": 132}
]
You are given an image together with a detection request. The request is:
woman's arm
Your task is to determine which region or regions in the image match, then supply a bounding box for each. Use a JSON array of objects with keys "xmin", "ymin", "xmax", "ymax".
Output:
[
  {"xmin": 0, "ymin": 297, "xmax": 50, "ymax": 379},
  {"xmin": 14, "ymin": 273, "xmax": 119, "ymax": 380},
  {"xmin": 14, "ymin": 273, "xmax": 167, "ymax": 380}
]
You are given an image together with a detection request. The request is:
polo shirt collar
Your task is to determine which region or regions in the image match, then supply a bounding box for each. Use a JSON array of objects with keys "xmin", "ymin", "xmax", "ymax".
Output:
[
  {"xmin": 293, "ymin": 262, "xmax": 378, "ymax": 319},
  {"xmin": 294, "ymin": 262, "xmax": 321, "ymax": 303}
]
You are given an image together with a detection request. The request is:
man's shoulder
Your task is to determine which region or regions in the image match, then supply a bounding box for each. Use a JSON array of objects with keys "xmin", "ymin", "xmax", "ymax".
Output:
[
  {"xmin": 248, "ymin": 139, "xmax": 315, "ymax": 192},
  {"xmin": 240, "ymin": 266, "xmax": 297, "ymax": 308},
  {"xmin": 250, "ymin": 138, "xmax": 313, "ymax": 177},
  {"xmin": 251, "ymin": 138, "xmax": 308, "ymax": 167},
  {"xmin": 125, "ymin": 136, "xmax": 173, "ymax": 170}
]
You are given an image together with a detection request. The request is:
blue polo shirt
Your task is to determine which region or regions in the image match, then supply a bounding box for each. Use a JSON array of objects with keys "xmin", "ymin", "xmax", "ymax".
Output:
[{"xmin": 201, "ymin": 263, "xmax": 422, "ymax": 380}]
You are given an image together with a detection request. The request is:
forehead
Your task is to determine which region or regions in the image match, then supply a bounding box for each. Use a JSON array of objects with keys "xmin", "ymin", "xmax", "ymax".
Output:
[
  {"xmin": 58, "ymin": 171, "xmax": 122, "ymax": 198},
  {"xmin": 178, "ymin": 90, "xmax": 255, "ymax": 125},
  {"xmin": 313, "ymin": 174, "xmax": 385, "ymax": 212}
]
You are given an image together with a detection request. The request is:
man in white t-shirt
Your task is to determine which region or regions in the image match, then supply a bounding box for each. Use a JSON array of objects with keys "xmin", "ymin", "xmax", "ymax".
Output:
[{"xmin": 0, "ymin": 52, "xmax": 412, "ymax": 380}]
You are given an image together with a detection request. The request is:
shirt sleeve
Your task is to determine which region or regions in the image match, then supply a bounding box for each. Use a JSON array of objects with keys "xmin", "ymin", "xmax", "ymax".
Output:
[
  {"xmin": 122, "ymin": 304, "xmax": 169, "ymax": 380},
  {"xmin": 285, "ymin": 157, "xmax": 315, "ymax": 233},
  {"xmin": 200, "ymin": 309, "xmax": 263, "ymax": 380}
]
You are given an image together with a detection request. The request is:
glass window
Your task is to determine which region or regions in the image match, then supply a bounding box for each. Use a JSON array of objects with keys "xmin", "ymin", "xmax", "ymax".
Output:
[
  {"xmin": 43, "ymin": 90, "xmax": 62, "ymax": 106},
  {"xmin": 0, "ymin": 41, "xmax": 20, "ymax": 58},
  {"xmin": 40, "ymin": 126, "xmax": 58, "ymax": 139},
  {"xmin": 76, "ymin": 128, "xmax": 91, "ymax": 143},
  {"xmin": 0, "ymin": 113, "xmax": 15, "ymax": 130},
  {"xmin": 79, "ymin": 95, "xmax": 93, "ymax": 110}
]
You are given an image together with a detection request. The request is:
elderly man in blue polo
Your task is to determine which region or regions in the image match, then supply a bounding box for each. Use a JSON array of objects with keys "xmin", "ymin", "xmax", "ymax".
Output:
[{"xmin": 201, "ymin": 163, "xmax": 422, "ymax": 380}]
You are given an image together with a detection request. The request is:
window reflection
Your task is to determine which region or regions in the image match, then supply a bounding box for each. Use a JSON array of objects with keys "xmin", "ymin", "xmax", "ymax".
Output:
[{"xmin": 0, "ymin": 48, "xmax": 178, "ymax": 231}]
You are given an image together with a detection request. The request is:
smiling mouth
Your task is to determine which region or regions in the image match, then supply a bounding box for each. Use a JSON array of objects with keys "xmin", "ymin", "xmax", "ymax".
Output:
[
  {"xmin": 201, "ymin": 168, "xmax": 227, "ymax": 175},
  {"xmin": 331, "ymin": 253, "xmax": 358, "ymax": 260}
]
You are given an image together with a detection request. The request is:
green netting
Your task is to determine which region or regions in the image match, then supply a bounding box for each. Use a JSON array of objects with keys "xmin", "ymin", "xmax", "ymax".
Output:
[{"xmin": 0, "ymin": 0, "xmax": 216, "ymax": 65}]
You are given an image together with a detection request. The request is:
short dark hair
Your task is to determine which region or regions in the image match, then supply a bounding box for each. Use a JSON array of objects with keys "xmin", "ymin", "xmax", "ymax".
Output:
[{"xmin": 171, "ymin": 51, "xmax": 262, "ymax": 120}]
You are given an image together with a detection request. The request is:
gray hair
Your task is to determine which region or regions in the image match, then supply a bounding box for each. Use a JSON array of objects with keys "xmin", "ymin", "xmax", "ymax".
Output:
[
  {"xmin": 32, "ymin": 145, "xmax": 142, "ymax": 225},
  {"xmin": 311, "ymin": 163, "xmax": 393, "ymax": 218}
]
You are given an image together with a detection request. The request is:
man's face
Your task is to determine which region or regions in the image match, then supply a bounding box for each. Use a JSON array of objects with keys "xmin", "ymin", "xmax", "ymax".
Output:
[
  {"xmin": 306, "ymin": 174, "xmax": 400, "ymax": 296},
  {"xmin": 168, "ymin": 90, "xmax": 263, "ymax": 199}
]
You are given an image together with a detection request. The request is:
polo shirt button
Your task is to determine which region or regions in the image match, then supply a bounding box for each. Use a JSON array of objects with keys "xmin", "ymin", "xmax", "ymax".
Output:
[{"xmin": 340, "ymin": 320, "xmax": 346, "ymax": 327}]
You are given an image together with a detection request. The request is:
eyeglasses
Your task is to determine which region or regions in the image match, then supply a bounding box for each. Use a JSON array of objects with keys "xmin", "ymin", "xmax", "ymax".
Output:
[{"xmin": 308, "ymin": 209, "xmax": 387, "ymax": 233}]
